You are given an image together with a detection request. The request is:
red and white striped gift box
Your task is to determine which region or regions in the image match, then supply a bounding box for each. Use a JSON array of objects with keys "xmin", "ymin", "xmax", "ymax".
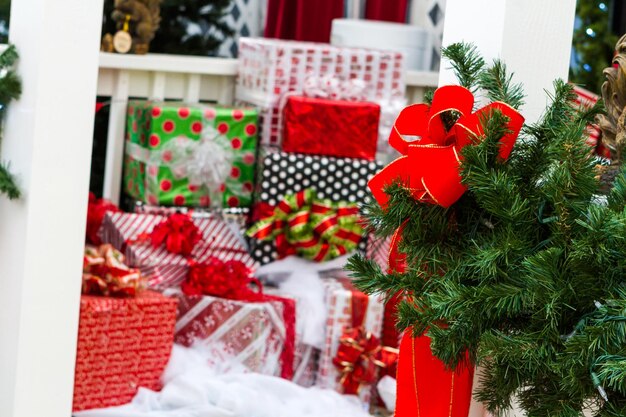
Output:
[
  {"xmin": 572, "ymin": 85, "xmax": 602, "ymax": 151},
  {"xmin": 167, "ymin": 288, "xmax": 294, "ymax": 378},
  {"xmin": 316, "ymin": 273, "xmax": 384, "ymax": 405},
  {"xmin": 100, "ymin": 212, "xmax": 257, "ymax": 289}
]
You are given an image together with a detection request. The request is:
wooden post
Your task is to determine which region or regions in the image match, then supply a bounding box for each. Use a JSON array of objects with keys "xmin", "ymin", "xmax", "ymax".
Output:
[
  {"xmin": 439, "ymin": 0, "xmax": 577, "ymax": 124},
  {"xmin": 0, "ymin": 0, "xmax": 104, "ymax": 415}
]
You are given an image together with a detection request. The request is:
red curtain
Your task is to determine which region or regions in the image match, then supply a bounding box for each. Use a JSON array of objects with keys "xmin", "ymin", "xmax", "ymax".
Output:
[
  {"xmin": 365, "ymin": 0, "xmax": 409, "ymax": 23},
  {"xmin": 264, "ymin": 0, "xmax": 344, "ymax": 43}
]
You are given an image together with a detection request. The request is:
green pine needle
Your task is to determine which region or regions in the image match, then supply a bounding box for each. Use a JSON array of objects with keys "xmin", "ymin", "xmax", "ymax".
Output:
[
  {"xmin": 479, "ymin": 59, "xmax": 525, "ymax": 110},
  {"xmin": 441, "ymin": 42, "xmax": 486, "ymax": 93},
  {"xmin": 0, "ymin": 163, "xmax": 20, "ymax": 199}
]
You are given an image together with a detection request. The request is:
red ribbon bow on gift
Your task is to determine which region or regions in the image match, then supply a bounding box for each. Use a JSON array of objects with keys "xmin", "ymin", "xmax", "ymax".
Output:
[
  {"xmin": 86, "ymin": 192, "xmax": 120, "ymax": 245},
  {"xmin": 181, "ymin": 257, "xmax": 264, "ymax": 301},
  {"xmin": 145, "ymin": 213, "xmax": 202, "ymax": 256},
  {"xmin": 83, "ymin": 244, "xmax": 145, "ymax": 297},
  {"xmin": 369, "ymin": 85, "xmax": 524, "ymax": 209},
  {"xmin": 333, "ymin": 327, "xmax": 399, "ymax": 395}
]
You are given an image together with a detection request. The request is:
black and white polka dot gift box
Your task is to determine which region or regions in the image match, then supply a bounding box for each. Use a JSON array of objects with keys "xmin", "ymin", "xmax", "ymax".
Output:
[{"xmin": 250, "ymin": 151, "xmax": 382, "ymax": 265}]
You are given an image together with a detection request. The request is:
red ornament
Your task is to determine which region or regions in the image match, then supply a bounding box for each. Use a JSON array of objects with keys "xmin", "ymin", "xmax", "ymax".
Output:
[{"xmin": 147, "ymin": 213, "xmax": 202, "ymax": 256}]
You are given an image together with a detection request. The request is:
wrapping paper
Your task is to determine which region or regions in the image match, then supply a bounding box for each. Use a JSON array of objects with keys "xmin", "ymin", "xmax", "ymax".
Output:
[
  {"xmin": 282, "ymin": 96, "xmax": 380, "ymax": 160},
  {"xmin": 124, "ymin": 101, "xmax": 258, "ymax": 208},
  {"xmin": 167, "ymin": 289, "xmax": 295, "ymax": 379},
  {"xmin": 100, "ymin": 212, "xmax": 257, "ymax": 289},
  {"xmin": 250, "ymin": 151, "xmax": 381, "ymax": 264},
  {"xmin": 316, "ymin": 272, "xmax": 384, "ymax": 404},
  {"xmin": 73, "ymin": 291, "xmax": 177, "ymax": 411},
  {"xmin": 74, "ymin": 344, "xmax": 373, "ymax": 417}
]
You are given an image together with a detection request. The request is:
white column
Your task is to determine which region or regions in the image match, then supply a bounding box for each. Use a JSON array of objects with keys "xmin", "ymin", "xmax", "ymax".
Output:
[
  {"xmin": 0, "ymin": 0, "xmax": 104, "ymax": 415},
  {"xmin": 439, "ymin": 0, "xmax": 576, "ymax": 124}
]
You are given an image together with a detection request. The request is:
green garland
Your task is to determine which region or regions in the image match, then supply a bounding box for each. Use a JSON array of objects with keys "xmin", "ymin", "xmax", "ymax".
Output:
[{"xmin": 0, "ymin": 45, "xmax": 21, "ymax": 199}]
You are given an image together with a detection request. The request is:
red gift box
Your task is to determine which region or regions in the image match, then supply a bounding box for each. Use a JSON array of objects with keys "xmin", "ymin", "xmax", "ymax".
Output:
[
  {"xmin": 170, "ymin": 289, "xmax": 296, "ymax": 380},
  {"xmin": 282, "ymin": 96, "xmax": 380, "ymax": 160},
  {"xmin": 73, "ymin": 291, "xmax": 177, "ymax": 411},
  {"xmin": 100, "ymin": 212, "xmax": 257, "ymax": 289}
]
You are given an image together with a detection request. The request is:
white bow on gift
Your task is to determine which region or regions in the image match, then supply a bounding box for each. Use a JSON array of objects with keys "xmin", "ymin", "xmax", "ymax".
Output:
[
  {"xmin": 163, "ymin": 125, "xmax": 234, "ymax": 191},
  {"xmin": 127, "ymin": 123, "xmax": 247, "ymax": 207},
  {"xmin": 302, "ymin": 74, "xmax": 368, "ymax": 102}
]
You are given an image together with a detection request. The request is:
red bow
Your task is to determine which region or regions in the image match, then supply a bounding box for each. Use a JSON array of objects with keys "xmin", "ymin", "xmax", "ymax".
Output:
[
  {"xmin": 83, "ymin": 244, "xmax": 145, "ymax": 297},
  {"xmin": 181, "ymin": 258, "xmax": 263, "ymax": 301},
  {"xmin": 333, "ymin": 327, "xmax": 399, "ymax": 395},
  {"xmin": 86, "ymin": 192, "xmax": 120, "ymax": 245},
  {"xmin": 369, "ymin": 85, "xmax": 524, "ymax": 209},
  {"xmin": 147, "ymin": 213, "xmax": 202, "ymax": 256}
]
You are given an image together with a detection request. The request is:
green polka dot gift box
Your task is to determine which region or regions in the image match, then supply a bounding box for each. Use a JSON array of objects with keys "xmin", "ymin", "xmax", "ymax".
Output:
[{"xmin": 123, "ymin": 101, "xmax": 258, "ymax": 208}]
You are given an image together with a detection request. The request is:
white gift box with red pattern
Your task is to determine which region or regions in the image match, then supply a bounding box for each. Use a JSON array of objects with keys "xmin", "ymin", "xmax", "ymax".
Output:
[
  {"xmin": 316, "ymin": 273, "xmax": 384, "ymax": 404},
  {"xmin": 100, "ymin": 212, "xmax": 257, "ymax": 289}
]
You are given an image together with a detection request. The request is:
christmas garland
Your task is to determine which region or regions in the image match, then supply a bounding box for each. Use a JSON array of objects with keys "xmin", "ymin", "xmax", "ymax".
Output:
[{"xmin": 0, "ymin": 45, "xmax": 21, "ymax": 199}]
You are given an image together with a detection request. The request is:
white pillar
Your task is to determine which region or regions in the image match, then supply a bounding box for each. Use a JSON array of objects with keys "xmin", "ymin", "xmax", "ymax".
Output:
[
  {"xmin": 439, "ymin": 0, "xmax": 576, "ymax": 124},
  {"xmin": 0, "ymin": 0, "xmax": 104, "ymax": 415}
]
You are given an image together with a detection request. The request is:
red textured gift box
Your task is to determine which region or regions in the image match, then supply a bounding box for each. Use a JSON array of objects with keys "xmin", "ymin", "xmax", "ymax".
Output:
[
  {"xmin": 282, "ymin": 96, "xmax": 380, "ymax": 160},
  {"xmin": 72, "ymin": 291, "xmax": 177, "ymax": 411}
]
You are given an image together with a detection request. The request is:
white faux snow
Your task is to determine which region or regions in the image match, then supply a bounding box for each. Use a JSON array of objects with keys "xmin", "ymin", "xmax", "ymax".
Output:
[{"xmin": 75, "ymin": 342, "xmax": 372, "ymax": 417}]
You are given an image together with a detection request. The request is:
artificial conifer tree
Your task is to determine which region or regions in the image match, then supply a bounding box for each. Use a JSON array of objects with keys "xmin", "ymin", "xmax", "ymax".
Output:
[
  {"xmin": 349, "ymin": 43, "xmax": 626, "ymax": 417},
  {"xmin": 150, "ymin": 0, "xmax": 234, "ymax": 56},
  {"xmin": 0, "ymin": 45, "xmax": 21, "ymax": 199}
]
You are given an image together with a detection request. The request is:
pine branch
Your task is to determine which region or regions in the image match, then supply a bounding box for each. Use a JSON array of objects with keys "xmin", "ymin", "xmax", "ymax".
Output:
[
  {"xmin": 479, "ymin": 59, "xmax": 525, "ymax": 110},
  {"xmin": 441, "ymin": 42, "xmax": 485, "ymax": 93},
  {"xmin": 0, "ymin": 163, "xmax": 20, "ymax": 199},
  {"xmin": 0, "ymin": 44, "xmax": 18, "ymax": 69}
]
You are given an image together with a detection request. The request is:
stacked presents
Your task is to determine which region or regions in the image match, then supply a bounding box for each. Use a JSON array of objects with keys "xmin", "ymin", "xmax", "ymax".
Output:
[{"xmin": 76, "ymin": 38, "xmax": 404, "ymax": 412}]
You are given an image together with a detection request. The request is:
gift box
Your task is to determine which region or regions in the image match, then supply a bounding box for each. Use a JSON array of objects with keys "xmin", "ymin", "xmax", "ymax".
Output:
[
  {"xmin": 73, "ymin": 291, "xmax": 177, "ymax": 411},
  {"xmin": 236, "ymin": 38, "xmax": 405, "ymax": 146},
  {"xmin": 100, "ymin": 212, "xmax": 257, "ymax": 289},
  {"xmin": 282, "ymin": 96, "xmax": 380, "ymax": 160},
  {"xmin": 316, "ymin": 272, "xmax": 385, "ymax": 404},
  {"xmin": 250, "ymin": 151, "xmax": 382, "ymax": 264},
  {"xmin": 123, "ymin": 101, "xmax": 258, "ymax": 208},
  {"xmin": 168, "ymin": 288, "xmax": 296, "ymax": 379}
]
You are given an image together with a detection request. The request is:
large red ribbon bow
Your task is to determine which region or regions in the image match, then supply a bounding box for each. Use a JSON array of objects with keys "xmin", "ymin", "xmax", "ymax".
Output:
[
  {"xmin": 181, "ymin": 257, "xmax": 263, "ymax": 301},
  {"xmin": 333, "ymin": 327, "xmax": 399, "ymax": 395},
  {"xmin": 369, "ymin": 85, "xmax": 524, "ymax": 209},
  {"xmin": 146, "ymin": 213, "xmax": 202, "ymax": 256}
]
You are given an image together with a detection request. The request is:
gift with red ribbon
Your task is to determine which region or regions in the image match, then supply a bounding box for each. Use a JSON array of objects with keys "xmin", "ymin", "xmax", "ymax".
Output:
[
  {"xmin": 247, "ymin": 189, "xmax": 364, "ymax": 262},
  {"xmin": 369, "ymin": 85, "xmax": 523, "ymax": 417},
  {"xmin": 316, "ymin": 272, "xmax": 385, "ymax": 404},
  {"xmin": 82, "ymin": 244, "xmax": 145, "ymax": 297},
  {"xmin": 174, "ymin": 257, "xmax": 296, "ymax": 379},
  {"xmin": 86, "ymin": 192, "xmax": 120, "ymax": 245},
  {"xmin": 100, "ymin": 212, "xmax": 257, "ymax": 289}
]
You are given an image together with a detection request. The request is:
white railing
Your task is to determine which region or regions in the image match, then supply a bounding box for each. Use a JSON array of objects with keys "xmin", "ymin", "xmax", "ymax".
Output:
[{"xmin": 97, "ymin": 52, "xmax": 439, "ymax": 202}]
